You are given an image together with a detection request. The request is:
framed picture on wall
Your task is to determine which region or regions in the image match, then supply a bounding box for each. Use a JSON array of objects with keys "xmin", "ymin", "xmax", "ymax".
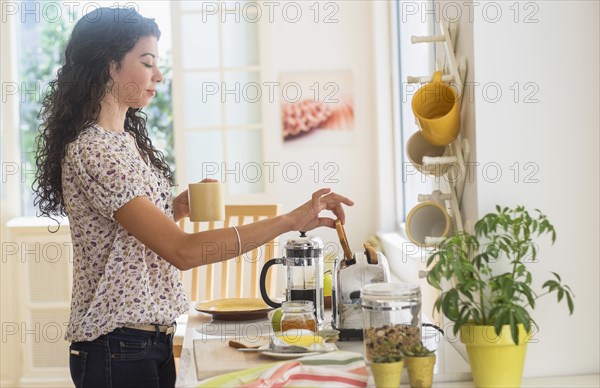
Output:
[{"xmin": 280, "ymin": 71, "xmax": 354, "ymax": 142}]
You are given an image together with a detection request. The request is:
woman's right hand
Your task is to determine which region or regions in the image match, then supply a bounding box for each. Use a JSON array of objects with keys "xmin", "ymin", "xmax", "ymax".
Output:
[{"xmin": 285, "ymin": 188, "xmax": 354, "ymax": 232}]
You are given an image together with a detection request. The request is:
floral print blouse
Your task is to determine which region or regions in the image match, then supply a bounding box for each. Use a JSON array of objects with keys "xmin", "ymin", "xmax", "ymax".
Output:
[{"xmin": 62, "ymin": 124, "xmax": 188, "ymax": 342}]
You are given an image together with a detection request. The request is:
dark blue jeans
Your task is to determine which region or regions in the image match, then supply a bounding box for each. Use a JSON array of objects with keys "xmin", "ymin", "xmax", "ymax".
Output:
[{"xmin": 69, "ymin": 326, "xmax": 176, "ymax": 388}]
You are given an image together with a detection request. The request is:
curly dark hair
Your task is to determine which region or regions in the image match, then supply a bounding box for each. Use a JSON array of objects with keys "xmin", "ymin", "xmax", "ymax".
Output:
[{"xmin": 34, "ymin": 7, "xmax": 173, "ymax": 219}]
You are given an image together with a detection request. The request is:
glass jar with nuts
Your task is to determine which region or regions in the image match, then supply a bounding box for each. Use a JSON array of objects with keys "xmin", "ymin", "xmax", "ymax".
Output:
[{"xmin": 361, "ymin": 283, "xmax": 422, "ymax": 362}]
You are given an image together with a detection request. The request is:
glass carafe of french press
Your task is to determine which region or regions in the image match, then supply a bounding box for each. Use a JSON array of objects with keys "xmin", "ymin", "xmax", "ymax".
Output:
[{"xmin": 260, "ymin": 232, "xmax": 325, "ymax": 325}]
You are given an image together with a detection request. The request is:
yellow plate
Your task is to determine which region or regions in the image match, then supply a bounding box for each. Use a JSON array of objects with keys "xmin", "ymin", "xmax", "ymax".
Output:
[{"xmin": 195, "ymin": 298, "xmax": 272, "ymax": 321}]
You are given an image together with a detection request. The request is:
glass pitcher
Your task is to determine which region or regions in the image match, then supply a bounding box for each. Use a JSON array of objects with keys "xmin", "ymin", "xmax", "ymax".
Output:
[{"xmin": 260, "ymin": 232, "xmax": 325, "ymax": 325}]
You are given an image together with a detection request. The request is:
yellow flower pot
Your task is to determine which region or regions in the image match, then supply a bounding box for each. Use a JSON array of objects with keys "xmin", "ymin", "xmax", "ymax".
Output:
[
  {"xmin": 370, "ymin": 360, "xmax": 403, "ymax": 388},
  {"xmin": 404, "ymin": 355, "xmax": 435, "ymax": 388},
  {"xmin": 460, "ymin": 324, "xmax": 532, "ymax": 388}
]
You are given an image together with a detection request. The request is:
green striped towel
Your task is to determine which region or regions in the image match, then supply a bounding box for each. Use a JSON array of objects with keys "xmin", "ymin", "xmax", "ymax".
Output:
[{"xmin": 196, "ymin": 351, "xmax": 368, "ymax": 387}]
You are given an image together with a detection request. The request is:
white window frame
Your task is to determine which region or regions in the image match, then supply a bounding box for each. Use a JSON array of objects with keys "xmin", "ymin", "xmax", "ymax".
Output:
[
  {"xmin": 1, "ymin": 11, "xmax": 23, "ymax": 221},
  {"xmin": 372, "ymin": 0, "xmax": 436, "ymax": 235},
  {"xmin": 393, "ymin": 0, "xmax": 437, "ymax": 229},
  {"xmin": 170, "ymin": 2, "xmax": 266, "ymax": 200}
]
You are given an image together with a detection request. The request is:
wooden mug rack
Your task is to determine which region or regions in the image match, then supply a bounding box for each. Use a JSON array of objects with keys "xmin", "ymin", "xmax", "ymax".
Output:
[{"xmin": 408, "ymin": 20, "xmax": 471, "ymax": 244}]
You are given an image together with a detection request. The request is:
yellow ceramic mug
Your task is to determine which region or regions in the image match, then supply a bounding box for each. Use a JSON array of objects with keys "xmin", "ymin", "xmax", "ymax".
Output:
[
  {"xmin": 406, "ymin": 131, "xmax": 448, "ymax": 177},
  {"xmin": 411, "ymin": 71, "xmax": 460, "ymax": 146},
  {"xmin": 405, "ymin": 201, "xmax": 452, "ymax": 247},
  {"xmin": 188, "ymin": 182, "xmax": 225, "ymax": 222}
]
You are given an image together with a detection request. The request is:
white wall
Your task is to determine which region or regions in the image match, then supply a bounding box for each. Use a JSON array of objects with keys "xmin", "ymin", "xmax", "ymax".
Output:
[
  {"xmin": 471, "ymin": 0, "xmax": 599, "ymax": 377},
  {"xmin": 260, "ymin": 1, "xmax": 378, "ymax": 253}
]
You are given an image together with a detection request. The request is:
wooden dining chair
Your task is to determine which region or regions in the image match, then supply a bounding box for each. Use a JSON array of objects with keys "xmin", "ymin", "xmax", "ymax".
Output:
[
  {"xmin": 173, "ymin": 204, "xmax": 281, "ymax": 358},
  {"xmin": 178, "ymin": 204, "xmax": 281, "ymax": 300}
]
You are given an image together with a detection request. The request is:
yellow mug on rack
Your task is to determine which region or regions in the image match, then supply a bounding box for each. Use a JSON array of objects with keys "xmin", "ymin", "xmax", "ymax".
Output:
[
  {"xmin": 405, "ymin": 201, "xmax": 452, "ymax": 247},
  {"xmin": 406, "ymin": 131, "xmax": 449, "ymax": 177},
  {"xmin": 412, "ymin": 71, "xmax": 460, "ymax": 146}
]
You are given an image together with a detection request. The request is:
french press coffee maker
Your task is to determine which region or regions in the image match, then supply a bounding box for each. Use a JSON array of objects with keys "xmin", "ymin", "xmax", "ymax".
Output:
[{"xmin": 259, "ymin": 232, "xmax": 325, "ymax": 325}]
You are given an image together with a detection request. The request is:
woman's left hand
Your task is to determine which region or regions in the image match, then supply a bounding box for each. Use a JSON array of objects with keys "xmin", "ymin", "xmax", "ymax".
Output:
[{"xmin": 172, "ymin": 178, "xmax": 218, "ymax": 222}]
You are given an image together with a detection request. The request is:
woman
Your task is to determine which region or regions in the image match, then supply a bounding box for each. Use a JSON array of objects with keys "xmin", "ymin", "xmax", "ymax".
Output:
[{"xmin": 33, "ymin": 7, "xmax": 353, "ymax": 388}]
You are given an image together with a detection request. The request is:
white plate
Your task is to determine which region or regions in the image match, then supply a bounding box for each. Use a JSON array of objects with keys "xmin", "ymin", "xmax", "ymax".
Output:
[
  {"xmin": 257, "ymin": 344, "xmax": 319, "ymax": 360},
  {"xmin": 256, "ymin": 343, "xmax": 338, "ymax": 360}
]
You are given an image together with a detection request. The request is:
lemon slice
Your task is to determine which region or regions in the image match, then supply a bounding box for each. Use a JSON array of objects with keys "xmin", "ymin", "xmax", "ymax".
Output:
[{"xmin": 275, "ymin": 332, "xmax": 324, "ymax": 348}]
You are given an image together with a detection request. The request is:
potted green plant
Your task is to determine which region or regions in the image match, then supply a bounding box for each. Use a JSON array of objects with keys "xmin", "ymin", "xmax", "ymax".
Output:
[
  {"xmin": 426, "ymin": 205, "xmax": 574, "ymax": 387},
  {"xmin": 370, "ymin": 353, "xmax": 404, "ymax": 388},
  {"xmin": 401, "ymin": 342, "xmax": 435, "ymax": 388}
]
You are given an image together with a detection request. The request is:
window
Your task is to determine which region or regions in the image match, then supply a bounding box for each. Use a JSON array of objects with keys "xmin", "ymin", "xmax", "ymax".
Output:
[
  {"xmin": 170, "ymin": 2, "xmax": 264, "ymax": 196},
  {"xmin": 392, "ymin": 0, "xmax": 436, "ymax": 226},
  {"xmin": 6, "ymin": 0, "xmax": 173, "ymax": 217},
  {"xmin": 3, "ymin": 1, "xmax": 265, "ymax": 218}
]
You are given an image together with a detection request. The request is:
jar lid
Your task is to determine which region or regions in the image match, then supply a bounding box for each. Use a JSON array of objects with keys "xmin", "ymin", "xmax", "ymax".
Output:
[
  {"xmin": 361, "ymin": 283, "xmax": 421, "ymax": 309},
  {"xmin": 285, "ymin": 232, "xmax": 323, "ymax": 258},
  {"xmin": 281, "ymin": 300, "xmax": 314, "ymax": 313}
]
